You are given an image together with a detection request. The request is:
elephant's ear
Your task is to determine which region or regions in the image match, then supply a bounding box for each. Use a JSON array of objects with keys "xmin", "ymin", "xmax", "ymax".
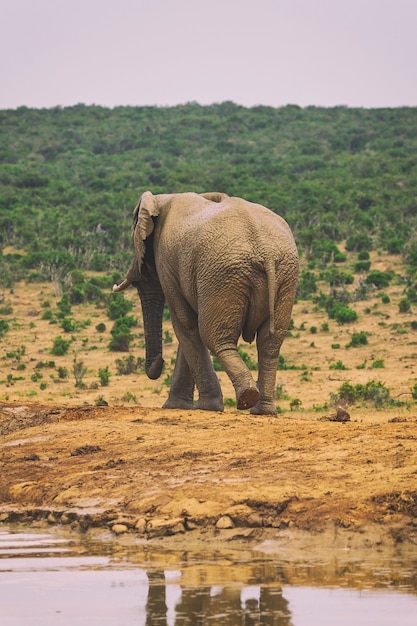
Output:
[
  {"xmin": 200, "ymin": 192, "xmax": 229, "ymax": 203},
  {"xmin": 132, "ymin": 191, "xmax": 160, "ymax": 271}
]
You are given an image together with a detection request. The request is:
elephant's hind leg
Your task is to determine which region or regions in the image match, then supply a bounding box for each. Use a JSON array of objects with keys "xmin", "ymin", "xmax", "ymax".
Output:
[
  {"xmin": 250, "ymin": 322, "xmax": 287, "ymax": 415},
  {"xmin": 212, "ymin": 345, "xmax": 260, "ymax": 410}
]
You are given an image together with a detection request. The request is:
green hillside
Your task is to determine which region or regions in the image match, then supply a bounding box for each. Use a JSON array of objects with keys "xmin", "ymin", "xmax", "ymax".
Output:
[{"xmin": 1, "ymin": 102, "xmax": 417, "ymax": 286}]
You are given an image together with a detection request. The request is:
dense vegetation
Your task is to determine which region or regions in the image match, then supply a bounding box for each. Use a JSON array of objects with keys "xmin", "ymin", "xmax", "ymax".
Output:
[{"xmin": 1, "ymin": 102, "xmax": 417, "ymax": 287}]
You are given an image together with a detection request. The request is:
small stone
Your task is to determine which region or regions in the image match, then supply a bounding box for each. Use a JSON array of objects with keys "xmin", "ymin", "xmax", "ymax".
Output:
[
  {"xmin": 135, "ymin": 518, "xmax": 147, "ymax": 533},
  {"xmin": 111, "ymin": 523, "xmax": 128, "ymax": 534},
  {"xmin": 216, "ymin": 515, "xmax": 234, "ymax": 529},
  {"xmin": 47, "ymin": 513, "xmax": 57, "ymax": 524}
]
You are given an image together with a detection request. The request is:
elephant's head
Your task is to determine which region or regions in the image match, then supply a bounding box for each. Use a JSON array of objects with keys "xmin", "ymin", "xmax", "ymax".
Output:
[
  {"xmin": 113, "ymin": 191, "xmax": 165, "ymax": 379},
  {"xmin": 113, "ymin": 190, "xmax": 228, "ymax": 381}
]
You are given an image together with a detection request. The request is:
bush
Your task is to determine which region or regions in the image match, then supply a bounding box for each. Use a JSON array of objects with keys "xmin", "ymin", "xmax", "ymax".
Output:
[
  {"xmin": 0, "ymin": 319, "xmax": 10, "ymax": 338},
  {"xmin": 354, "ymin": 261, "xmax": 371, "ymax": 273},
  {"xmin": 60, "ymin": 317, "xmax": 77, "ymax": 333},
  {"xmin": 346, "ymin": 331, "xmax": 368, "ymax": 348},
  {"xmin": 331, "ymin": 380, "xmax": 391, "ymax": 408},
  {"xmin": 321, "ymin": 268, "xmax": 354, "ymax": 287},
  {"xmin": 328, "ymin": 303, "xmax": 358, "ymax": 324},
  {"xmin": 345, "ymin": 233, "xmax": 372, "ymax": 252},
  {"xmin": 107, "ymin": 293, "xmax": 133, "ymax": 321},
  {"xmin": 51, "ymin": 335, "xmax": 71, "ymax": 356},
  {"xmin": 115, "ymin": 355, "xmax": 145, "ymax": 375},
  {"xmin": 398, "ymin": 298, "xmax": 411, "ymax": 313},
  {"xmin": 98, "ymin": 367, "xmax": 110, "ymax": 386},
  {"xmin": 365, "ymin": 270, "xmax": 393, "ymax": 289},
  {"xmin": 96, "ymin": 322, "xmax": 106, "ymax": 333},
  {"xmin": 329, "ymin": 360, "xmax": 348, "ymax": 370},
  {"xmin": 385, "ymin": 237, "xmax": 405, "ymax": 254},
  {"xmin": 297, "ymin": 270, "xmax": 317, "ymax": 299},
  {"xmin": 109, "ymin": 318, "xmax": 134, "ymax": 351}
]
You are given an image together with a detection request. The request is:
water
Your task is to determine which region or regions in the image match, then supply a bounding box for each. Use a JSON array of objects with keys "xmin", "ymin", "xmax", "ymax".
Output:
[{"xmin": 0, "ymin": 526, "xmax": 416, "ymax": 625}]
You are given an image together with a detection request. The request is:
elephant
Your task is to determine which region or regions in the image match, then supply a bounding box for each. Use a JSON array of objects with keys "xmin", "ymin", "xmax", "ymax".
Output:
[{"xmin": 113, "ymin": 191, "xmax": 298, "ymax": 415}]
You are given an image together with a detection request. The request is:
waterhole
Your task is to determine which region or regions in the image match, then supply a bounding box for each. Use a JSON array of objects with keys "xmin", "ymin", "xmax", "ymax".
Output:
[{"xmin": 0, "ymin": 525, "xmax": 416, "ymax": 625}]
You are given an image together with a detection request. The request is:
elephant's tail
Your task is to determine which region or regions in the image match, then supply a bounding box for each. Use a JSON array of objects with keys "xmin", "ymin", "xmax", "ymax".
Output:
[{"xmin": 265, "ymin": 258, "xmax": 276, "ymax": 335}]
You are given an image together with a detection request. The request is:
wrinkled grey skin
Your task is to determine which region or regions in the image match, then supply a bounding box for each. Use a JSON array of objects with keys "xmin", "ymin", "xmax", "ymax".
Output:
[{"xmin": 114, "ymin": 191, "xmax": 298, "ymax": 415}]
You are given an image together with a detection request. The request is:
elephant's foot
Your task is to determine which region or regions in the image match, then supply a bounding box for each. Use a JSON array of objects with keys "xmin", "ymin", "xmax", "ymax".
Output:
[
  {"xmin": 250, "ymin": 400, "xmax": 278, "ymax": 415},
  {"xmin": 163, "ymin": 396, "xmax": 194, "ymax": 410},
  {"xmin": 236, "ymin": 386, "xmax": 260, "ymax": 410},
  {"xmin": 194, "ymin": 396, "xmax": 224, "ymax": 412}
]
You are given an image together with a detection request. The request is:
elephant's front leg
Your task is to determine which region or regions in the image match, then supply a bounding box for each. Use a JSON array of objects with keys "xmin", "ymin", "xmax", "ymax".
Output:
[
  {"xmin": 168, "ymin": 306, "xmax": 224, "ymax": 412},
  {"xmin": 163, "ymin": 346, "xmax": 194, "ymax": 409}
]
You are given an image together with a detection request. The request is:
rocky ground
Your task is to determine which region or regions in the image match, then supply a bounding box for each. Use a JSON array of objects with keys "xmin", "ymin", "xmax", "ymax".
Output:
[{"xmin": 1, "ymin": 400, "xmax": 416, "ymax": 550}]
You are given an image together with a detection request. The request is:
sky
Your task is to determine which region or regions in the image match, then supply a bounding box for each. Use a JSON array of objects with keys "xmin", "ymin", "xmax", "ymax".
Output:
[{"xmin": 1, "ymin": 0, "xmax": 416, "ymax": 110}]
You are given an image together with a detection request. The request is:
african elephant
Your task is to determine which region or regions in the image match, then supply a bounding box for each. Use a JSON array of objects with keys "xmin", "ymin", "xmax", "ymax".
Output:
[{"xmin": 113, "ymin": 191, "xmax": 298, "ymax": 415}]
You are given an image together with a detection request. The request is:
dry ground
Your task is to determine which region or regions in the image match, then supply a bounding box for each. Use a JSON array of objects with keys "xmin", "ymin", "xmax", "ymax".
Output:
[{"xmin": 1, "ymin": 251, "xmax": 417, "ymax": 548}]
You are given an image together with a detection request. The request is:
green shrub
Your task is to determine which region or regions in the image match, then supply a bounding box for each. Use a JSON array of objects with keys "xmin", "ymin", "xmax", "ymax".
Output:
[
  {"xmin": 329, "ymin": 360, "xmax": 348, "ymax": 370},
  {"xmin": 354, "ymin": 261, "xmax": 371, "ymax": 273},
  {"xmin": 365, "ymin": 270, "xmax": 393, "ymax": 289},
  {"xmin": 358, "ymin": 251, "xmax": 370, "ymax": 261},
  {"xmin": 321, "ymin": 268, "xmax": 354, "ymax": 286},
  {"xmin": 297, "ymin": 270, "xmax": 318, "ymax": 299},
  {"xmin": 51, "ymin": 335, "xmax": 71, "ymax": 356},
  {"xmin": 385, "ymin": 237, "xmax": 405, "ymax": 254},
  {"xmin": 0, "ymin": 304, "xmax": 13, "ymax": 315},
  {"xmin": 331, "ymin": 380, "xmax": 391, "ymax": 408},
  {"xmin": 345, "ymin": 233, "xmax": 372, "ymax": 252},
  {"xmin": 60, "ymin": 317, "xmax": 77, "ymax": 333},
  {"xmin": 371, "ymin": 359, "xmax": 385, "ymax": 369},
  {"xmin": 96, "ymin": 322, "xmax": 106, "ymax": 332},
  {"xmin": 57, "ymin": 366, "xmax": 68, "ymax": 379},
  {"xmin": 56, "ymin": 295, "xmax": 72, "ymax": 318},
  {"xmin": 346, "ymin": 331, "xmax": 368, "ymax": 348},
  {"xmin": 41, "ymin": 309, "xmax": 54, "ymax": 321},
  {"xmin": 328, "ymin": 303, "xmax": 358, "ymax": 324},
  {"xmin": 98, "ymin": 366, "xmax": 111, "ymax": 386},
  {"xmin": 0, "ymin": 320, "xmax": 10, "ymax": 338},
  {"xmin": 398, "ymin": 298, "xmax": 411, "ymax": 313},
  {"xmin": 115, "ymin": 355, "xmax": 145, "ymax": 375},
  {"xmin": 107, "ymin": 293, "xmax": 133, "ymax": 320},
  {"xmin": 109, "ymin": 318, "xmax": 134, "ymax": 351}
]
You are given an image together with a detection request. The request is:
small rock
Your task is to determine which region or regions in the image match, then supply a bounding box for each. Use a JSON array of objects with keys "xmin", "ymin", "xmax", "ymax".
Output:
[
  {"xmin": 335, "ymin": 408, "xmax": 350, "ymax": 422},
  {"xmin": 216, "ymin": 515, "xmax": 234, "ymax": 529},
  {"xmin": 112, "ymin": 524, "xmax": 128, "ymax": 535},
  {"xmin": 135, "ymin": 518, "xmax": 147, "ymax": 533}
]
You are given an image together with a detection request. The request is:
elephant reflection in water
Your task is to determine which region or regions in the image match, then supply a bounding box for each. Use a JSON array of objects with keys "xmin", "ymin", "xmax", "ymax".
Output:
[{"xmin": 144, "ymin": 570, "xmax": 293, "ymax": 625}]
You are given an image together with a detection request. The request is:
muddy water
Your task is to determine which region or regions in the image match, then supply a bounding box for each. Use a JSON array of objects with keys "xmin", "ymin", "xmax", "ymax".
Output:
[{"xmin": 1, "ymin": 526, "xmax": 417, "ymax": 625}]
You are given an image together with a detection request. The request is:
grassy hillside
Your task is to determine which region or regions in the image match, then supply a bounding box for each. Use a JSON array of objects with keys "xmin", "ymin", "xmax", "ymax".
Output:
[{"xmin": 1, "ymin": 103, "xmax": 417, "ymax": 287}]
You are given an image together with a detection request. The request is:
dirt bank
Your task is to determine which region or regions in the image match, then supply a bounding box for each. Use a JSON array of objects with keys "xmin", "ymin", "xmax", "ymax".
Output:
[{"xmin": 1, "ymin": 401, "xmax": 416, "ymax": 549}]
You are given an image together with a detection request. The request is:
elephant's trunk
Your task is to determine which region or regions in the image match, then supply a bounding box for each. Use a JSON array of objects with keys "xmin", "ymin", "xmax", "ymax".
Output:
[{"xmin": 136, "ymin": 280, "xmax": 166, "ymax": 380}]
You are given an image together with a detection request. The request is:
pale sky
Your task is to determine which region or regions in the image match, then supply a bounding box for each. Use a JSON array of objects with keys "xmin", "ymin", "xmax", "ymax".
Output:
[{"xmin": 1, "ymin": 0, "xmax": 416, "ymax": 110}]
